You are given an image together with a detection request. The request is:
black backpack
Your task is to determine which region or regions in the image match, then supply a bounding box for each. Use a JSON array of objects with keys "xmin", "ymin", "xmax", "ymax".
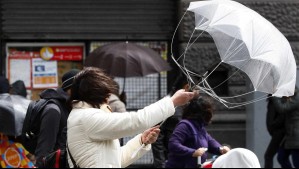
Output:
[{"xmin": 21, "ymin": 99, "xmax": 61, "ymax": 154}]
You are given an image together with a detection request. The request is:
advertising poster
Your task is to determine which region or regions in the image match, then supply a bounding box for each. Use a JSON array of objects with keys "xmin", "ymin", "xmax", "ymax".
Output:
[
  {"xmin": 9, "ymin": 59, "xmax": 31, "ymax": 88},
  {"xmin": 32, "ymin": 58, "xmax": 58, "ymax": 89},
  {"xmin": 6, "ymin": 43, "xmax": 84, "ymax": 89}
]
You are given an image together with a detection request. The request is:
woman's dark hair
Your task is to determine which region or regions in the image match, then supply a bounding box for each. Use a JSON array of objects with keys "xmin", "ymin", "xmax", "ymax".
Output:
[
  {"xmin": 182, "ymin": 97, "xmax": 214, "ymax": 125},
  {"xmin": 70, "ymin": 67, "xmax": 117, "ymax": 108}
]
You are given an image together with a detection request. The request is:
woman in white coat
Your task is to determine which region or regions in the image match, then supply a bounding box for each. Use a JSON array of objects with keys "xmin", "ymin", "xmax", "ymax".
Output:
[{"xmin": 67, "ymin": 67, "xmax": 195, "ymax": 168}]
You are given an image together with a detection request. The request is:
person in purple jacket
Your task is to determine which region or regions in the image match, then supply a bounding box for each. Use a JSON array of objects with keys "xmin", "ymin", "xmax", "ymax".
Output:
[{"xmin": 165, "ymin": 97, "xmax": 230, "ymax": 168}]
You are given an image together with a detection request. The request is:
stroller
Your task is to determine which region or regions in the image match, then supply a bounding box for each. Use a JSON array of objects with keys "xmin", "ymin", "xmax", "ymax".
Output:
[
  {"xmin": 210, "ymin": 148, "xmax": 261, "ymax": 168},
  {"xmin": 201, "ymin": 156, "xmax": 218, "ymax": 168}
]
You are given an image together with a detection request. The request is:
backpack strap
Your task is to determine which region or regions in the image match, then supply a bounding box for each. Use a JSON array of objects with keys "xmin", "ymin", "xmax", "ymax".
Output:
[
  {"xmin": 37, "ymin": 99, "xmax": 66, "ymax": 127},
  {"xmin": 44, "ymin": 99, "xmax": 68, "ymax": 150},
  {"xmin": 24, "ymin": 99, "xmax": 53, "ymax": 139},
  {"xmin": 25, "ymin": 99, "xmax": 63, "ymax": 140}
]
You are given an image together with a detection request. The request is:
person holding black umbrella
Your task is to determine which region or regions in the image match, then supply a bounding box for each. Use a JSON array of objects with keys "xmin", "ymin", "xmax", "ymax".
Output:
[{"xmin": 85, "ymin": 42, "xmax": 172, "ymax": 99}]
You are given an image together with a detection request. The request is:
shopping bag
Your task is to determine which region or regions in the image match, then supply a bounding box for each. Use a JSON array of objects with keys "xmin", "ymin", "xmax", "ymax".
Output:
[{"xmin": 0, "ymin": 134, "xmax": 35, "ymax": 168}]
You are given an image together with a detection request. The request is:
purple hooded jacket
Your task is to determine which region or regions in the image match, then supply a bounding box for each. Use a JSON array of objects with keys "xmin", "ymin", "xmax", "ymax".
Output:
[{"xmin": 165, "ymin": 119, "xmax": 221, "ymax": 168}]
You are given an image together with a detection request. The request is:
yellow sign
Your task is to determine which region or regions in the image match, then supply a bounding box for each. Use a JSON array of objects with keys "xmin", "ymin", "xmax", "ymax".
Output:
[{"xmin": 40, "ymin": 47, "xmax": 54, "ymax": 60}]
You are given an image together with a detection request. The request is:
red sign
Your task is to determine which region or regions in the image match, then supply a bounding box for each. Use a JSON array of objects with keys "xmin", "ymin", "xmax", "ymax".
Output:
[
  {"xmin": 8, "ymin": 46, "xmax": 83, "ymax": 61},
  {"xmin": 8, "ymin": 50, "xmax": 40, "ymax": 58},
  {"xmin": 40, "ymin": 46, "xmax": 83, "ymax": 61}
]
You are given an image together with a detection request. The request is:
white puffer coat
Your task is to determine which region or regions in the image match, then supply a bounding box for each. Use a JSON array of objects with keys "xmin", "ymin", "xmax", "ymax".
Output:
[{"xmin": 67, "ymin": 97, "xmax": 175, "ymax": 168}]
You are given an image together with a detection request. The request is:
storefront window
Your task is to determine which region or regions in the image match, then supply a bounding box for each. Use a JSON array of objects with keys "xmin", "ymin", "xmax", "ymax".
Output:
[{"xmin": 6, "ymin": 43, "xmax": 84, "ymax": 100}]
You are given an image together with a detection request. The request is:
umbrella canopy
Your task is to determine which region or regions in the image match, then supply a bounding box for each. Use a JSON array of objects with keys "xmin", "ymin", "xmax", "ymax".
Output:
[
  {"xmin": 187, "ymin": 0, "xmax": 296, "ymax": 97},
  {"xmin": 85, "ymin": 42, "xmax": 171, "ymax": 77},
  {"xmin": 0, "ymin": 94, "xmax": 30, "ymax": 136}
]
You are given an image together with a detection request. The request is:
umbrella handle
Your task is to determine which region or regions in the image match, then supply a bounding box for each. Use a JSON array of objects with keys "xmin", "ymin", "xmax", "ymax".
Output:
[
  {"xmin": 122, "ymin": 77, "xmax": 126, "ymax": 93},
  {"xmin": 131, "ymin": 143, "xmax": 146, "ymax": 159}
]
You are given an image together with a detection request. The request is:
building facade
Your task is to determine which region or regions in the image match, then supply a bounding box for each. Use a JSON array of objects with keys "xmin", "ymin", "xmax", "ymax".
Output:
[{"xmin": 0, "ymin": 0, "xmax": 298, "ymax": 167}]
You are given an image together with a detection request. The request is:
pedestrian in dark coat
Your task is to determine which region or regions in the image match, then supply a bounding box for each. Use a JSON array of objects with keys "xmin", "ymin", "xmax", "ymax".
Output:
[
  {"xmin": 275, "ymin": 87, "xmax": 299, "ymax": 168},
  {"xmin": 34, "ymin": 69, "xmax": 80, "ymax": 167},
  {"xmin": 264, "ymin": 95, "xmax": 286, "ymax": 168},
  {"xmin": 152, "ymin": 74, "xmax": 189, "ymax": 168},
  {"xmin": 165, "ymin": 97, "xmax": 230, "ymax": 168}
]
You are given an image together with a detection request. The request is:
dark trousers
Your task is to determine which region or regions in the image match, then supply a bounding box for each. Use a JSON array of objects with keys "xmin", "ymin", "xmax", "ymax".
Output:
[
  {"xmin": 264, "ymin": 131, "xmax": 285, "ymax": 168},
  {"xmin": 278, "ymin": 148, "xmax": 299, "ymax": 168},
  {"xmin": 152, "ymin": 116, "xmax": 180, "ymax": 168}
]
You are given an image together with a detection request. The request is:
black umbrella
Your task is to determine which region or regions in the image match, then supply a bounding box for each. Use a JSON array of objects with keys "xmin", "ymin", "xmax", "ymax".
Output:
[
  {"xmin": 84, "ymin": 42, "xmax": 172, "ymax": 77},
  {"xmin": 0, "ymin": 94, "xmax": 30, "ymax": 136}
]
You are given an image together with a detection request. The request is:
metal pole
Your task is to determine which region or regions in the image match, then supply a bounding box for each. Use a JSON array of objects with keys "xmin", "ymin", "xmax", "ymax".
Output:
[
  {"xmin": 0, "ymin": 0, "xmax": 4, "ymax": 76},
  {"xmin": 158, "ymin": 73, "xmax": 161, "ymax": 99}
]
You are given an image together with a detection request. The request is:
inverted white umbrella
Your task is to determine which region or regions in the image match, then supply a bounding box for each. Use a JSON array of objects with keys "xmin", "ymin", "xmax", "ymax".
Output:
[{"xmin": 172, "ymin": 0, "xmax": 296, "ymax": 108}]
